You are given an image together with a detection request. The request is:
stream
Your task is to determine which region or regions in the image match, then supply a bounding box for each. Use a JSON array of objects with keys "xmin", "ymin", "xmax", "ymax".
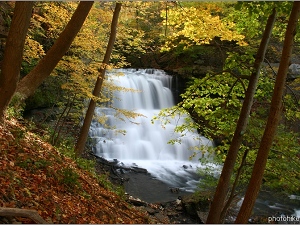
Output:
[
  {"xmin": 89, "ymin": 68, "xmax": 215, "ymax": 192},
  {"xmin": 87, "ymin": 68, "xmax": 300, "ymax": 222}
]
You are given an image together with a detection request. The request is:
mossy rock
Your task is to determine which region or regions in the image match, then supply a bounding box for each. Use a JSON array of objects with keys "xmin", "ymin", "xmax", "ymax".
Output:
[{"xmin": 181, "ymin": 192, "xmax": 212, "ymax": 217}]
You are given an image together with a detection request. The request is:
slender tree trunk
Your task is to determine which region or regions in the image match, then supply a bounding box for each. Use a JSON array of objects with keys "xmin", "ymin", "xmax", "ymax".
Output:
[
  {"xmin": 235, "ymin": 2, "xmax": 300, "ymax": 223},
  {"xmin": 219, "ymin": 149, "xmax": 249, "ymax": 223},
  {"xmin": 165, "ymin": 2, "xmax": 168, "ymax": 36},
  {"xmin": 0, "ymin": 2, "xmax": 34, "ymax": 122},
  {"xmin": 51, "ymin": 93, "xmax": 76, "ymax": 146},
  {"xmin": 15, "ymin": 1, "xmax": 93, "ymax": 99},
  {"xmin": 75, "ymin": 3, "xmax": 122, "ymax": 157},
  {"xmin": 206, "ymin": 8, "xmax": 277, "ymax": 224}
]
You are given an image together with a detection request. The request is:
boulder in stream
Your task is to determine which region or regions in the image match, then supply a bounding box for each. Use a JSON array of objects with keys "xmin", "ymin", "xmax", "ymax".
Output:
[{"xmin": 181, "ymin": 192, "xmax": 212, "ymax": 223}]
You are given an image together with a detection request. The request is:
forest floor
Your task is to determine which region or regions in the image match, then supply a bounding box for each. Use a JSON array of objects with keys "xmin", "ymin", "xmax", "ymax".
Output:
[
  {"xmin": 0, "ymin": 118, "xmax": 152, "ymax": 224},
  {"xmin": 0, "ymin": 117, "xmax": 204, "ymax": 224},
  {"xmin": 3, "ymin": 116, "xmax": 296, "ymax": 224}
]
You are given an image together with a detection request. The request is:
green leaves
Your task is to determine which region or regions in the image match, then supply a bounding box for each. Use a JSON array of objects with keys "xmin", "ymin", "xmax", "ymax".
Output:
[
  {"xmin": 232, "ymin": 2, "xmax": 295, "ymax": 42},
  {"xmin": 154, "ymin": 37, "xmax": 300, "ymax": 195},
  {"xmin": 58, "ymin": 167, "xmax": 81, "ymax": 191}
]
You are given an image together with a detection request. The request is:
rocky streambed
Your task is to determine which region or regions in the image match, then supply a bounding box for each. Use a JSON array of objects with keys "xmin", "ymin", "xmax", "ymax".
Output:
[
  {"xmin": 86, "ymin": 152, "xmax": 300, "ymax": 224},
  {"xmin": 85, "ymin": 152, "xmax": 211, "ymax": 224},
  {"xmin": 120, "ymin": 169, "xmax": 211, "ymax": 224}
]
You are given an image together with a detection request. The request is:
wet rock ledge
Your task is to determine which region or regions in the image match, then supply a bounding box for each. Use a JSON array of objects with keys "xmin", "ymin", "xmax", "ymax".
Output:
[{"xmin": 85, "ymin": 152, "xmax": 212, "ymax": 224}]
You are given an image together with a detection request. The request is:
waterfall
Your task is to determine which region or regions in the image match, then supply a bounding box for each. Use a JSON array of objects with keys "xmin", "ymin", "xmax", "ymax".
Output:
[
  {"xmin": 89, "ymin": 68, "xmax": 214, "ymax": 191},
  {"xmin": 88, "ymin": 69, "xmax": 300, "ymax": 215}
]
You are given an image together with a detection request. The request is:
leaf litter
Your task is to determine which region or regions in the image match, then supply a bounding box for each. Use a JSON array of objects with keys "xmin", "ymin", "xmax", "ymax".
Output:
[{"xmin": 0, "ymin": 118, "xmax": 149, "ymax": 224}]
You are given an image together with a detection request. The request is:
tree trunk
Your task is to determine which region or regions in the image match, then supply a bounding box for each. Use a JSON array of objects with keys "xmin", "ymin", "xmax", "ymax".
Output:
[
  {"xmin": 235, "ymin": 2, "xmax": 300, "ymax": 223},
  {"xmin": 206, "ymin": 8, "xmax": 277, "ymax": 224},
  {"xmin": 0, "ymin": 2, "xmax": 34, "ymax": 122},
  {"xmin": 75, "ymin": 3, "xmax": 122, "ymax": 157},
  {"xmin": 15, "ymin": 1, "xmax": 93, "ymax": 99}
]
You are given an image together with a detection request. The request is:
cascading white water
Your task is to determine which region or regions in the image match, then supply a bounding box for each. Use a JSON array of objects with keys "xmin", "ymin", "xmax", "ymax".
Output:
[
  {"xmin": 88, "ymin": 69, "xmax": 300, "ymax": 215},
  {"xmin": 89, "ymin": 68, "xmax": 214, "ymax": 191}
]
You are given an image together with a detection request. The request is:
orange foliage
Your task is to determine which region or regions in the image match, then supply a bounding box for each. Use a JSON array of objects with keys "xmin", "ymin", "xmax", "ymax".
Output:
[{"xmin": 0, "ymin": 119, "xmax": 148, "ymax": 224}]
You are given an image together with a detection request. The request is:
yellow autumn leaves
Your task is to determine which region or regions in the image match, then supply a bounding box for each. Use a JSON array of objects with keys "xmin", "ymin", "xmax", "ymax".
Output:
[{"xmin": 162, "ymin": 6, "xmax": 247, "ymax": 51}]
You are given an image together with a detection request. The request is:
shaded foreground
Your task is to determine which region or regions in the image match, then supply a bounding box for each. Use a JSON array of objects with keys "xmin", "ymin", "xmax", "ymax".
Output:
[{"xmin": 0, "ymin": 119, "xmax": 149, "ymax": 224}]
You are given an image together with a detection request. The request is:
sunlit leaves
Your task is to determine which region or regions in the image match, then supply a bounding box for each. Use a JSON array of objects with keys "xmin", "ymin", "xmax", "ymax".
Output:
[
  {"xmin": 70, "ymin": 2, "xmax": 112, "ymax": 63},
  {"xmin": 161, "ymin": 5, "xmax": 247, "ymax": 52},
  {"xmin": 233, "ymin": 2, "xmax": 294, "ymax": 42},
  {"xmin": 154, "ymin": 36, "xmax": 300, "ymax": 194},
  {"xmin": 23, "ymin": 37, "xmax": 45, "ymax": 62},
  {"xmin": 39, "ymin": 2, "xmax": 76, "ymax": 40},
  {"xmin": 20, "ymin": 2, "xmax": 76, "ymax": 76},
  {"xmin": 114, "ymin": 27, "xmax": 146, "ymax": 56}
]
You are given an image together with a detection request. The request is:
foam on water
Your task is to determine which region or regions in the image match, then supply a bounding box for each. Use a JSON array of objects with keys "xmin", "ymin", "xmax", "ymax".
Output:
[
  {"xmin": 89, "ymin": 68, "xmax": 299, "ymax": 215},
  {"xmin": 89, "ymin": 69, "xmax": 215, "ymax": 190}
]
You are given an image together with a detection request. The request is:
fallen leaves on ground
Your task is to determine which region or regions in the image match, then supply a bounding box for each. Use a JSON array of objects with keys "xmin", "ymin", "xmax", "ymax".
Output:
[{"xmin": 0, "ymin": 118, "xmax": 149, "ymax": 224}]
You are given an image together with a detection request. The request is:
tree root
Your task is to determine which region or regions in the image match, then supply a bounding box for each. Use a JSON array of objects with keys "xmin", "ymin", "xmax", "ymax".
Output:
[{"xmin": 0, "ymin": 207, "xmax": 47, "ymax": 224}]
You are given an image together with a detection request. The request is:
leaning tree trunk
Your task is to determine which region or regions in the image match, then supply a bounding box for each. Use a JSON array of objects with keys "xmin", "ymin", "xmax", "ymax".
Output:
[
  {"xmin": 15, "ymin": 1, "xmax": 93, "ymax": 100},
  {"xmin": 0, "ymin": 2, "xmax": 34, "ymax": 122},
  {"xmin": 75, "ymin": 3, "xmax": 122, "ymax": 157},
  {"xmin": 206, "ymin": 8, "xmax": 277, "ymax": 224},
  {"xmin": 235, "ymin": 2, "xmax": 300, "ymax": 223}
]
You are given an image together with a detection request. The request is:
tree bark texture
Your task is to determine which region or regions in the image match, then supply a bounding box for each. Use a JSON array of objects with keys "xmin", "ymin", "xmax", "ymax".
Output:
[
  {"xmin": 235, "ymin": 2, "xmax": 300, "ymax": 223},
  {"xmin": 0, "ymin": 2, "xmax": 34, "ymax": 122},
  {"xmin": 0, "ymin": 207, "xmax": 47, "ymax": 224},
  {"xmin": 15, "ymin": 1, "xmax": 94, "ymax": 99},
  {"xmin": 206, "ymin": 8, "xmax": 277, "ymax": 224},
  {"xmin": 75, "ymin": 3, "xmax": 122, "ymax": 157}
]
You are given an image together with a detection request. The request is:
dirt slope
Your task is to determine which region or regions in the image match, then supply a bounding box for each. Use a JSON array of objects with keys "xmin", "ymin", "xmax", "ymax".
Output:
[{"xmin": 0, "ymin": 118, "xmax": 149, "ymax": 224}]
